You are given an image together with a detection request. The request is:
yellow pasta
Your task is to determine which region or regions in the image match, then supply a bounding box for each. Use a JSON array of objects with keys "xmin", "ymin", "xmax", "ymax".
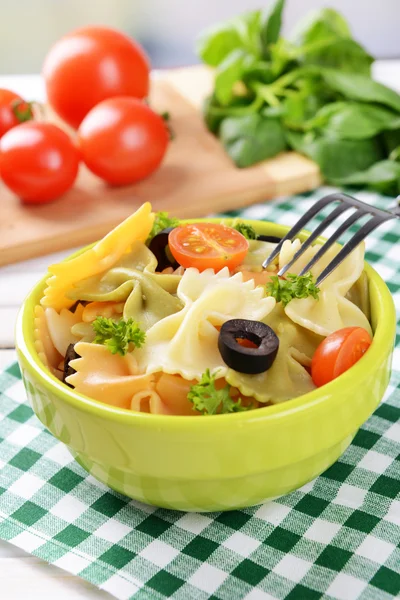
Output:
[{"xmin": 41, "ymin": 203, "xmax": 154, "ymax": 311}]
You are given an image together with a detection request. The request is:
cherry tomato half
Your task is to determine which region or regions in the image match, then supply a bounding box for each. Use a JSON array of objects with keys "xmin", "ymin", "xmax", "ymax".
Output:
[
  {"xmin": 0, "ymin": 89, "xmax": 33, "ymax": 138},
  {"xmin": 311, "ymin": 327, "xmax": 372, "ymax": 387},
  {"xmin": 43, "ymin": 26, "xmax": 150, "ymax": 129},
  {"xmin": 78, "ymin": 97, "xmax": 169, "ymax": 185},
  {"xmin": 0, "ymin": 122, "xmax": 80, "ymax": 204},
  {"xmin": 168, "ymin": 223, "xmax": 249, "ymax": 272}
]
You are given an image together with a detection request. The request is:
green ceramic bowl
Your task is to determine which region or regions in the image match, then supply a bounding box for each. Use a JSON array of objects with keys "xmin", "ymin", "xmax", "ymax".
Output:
[{"xmin": 15, "ymin": 219, "xmax": 396, "ymax": 512}]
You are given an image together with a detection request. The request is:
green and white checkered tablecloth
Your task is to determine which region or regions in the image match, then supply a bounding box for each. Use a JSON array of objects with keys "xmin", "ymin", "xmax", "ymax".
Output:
[{"xmin": 1, "ymin": 188, "xmax": 400, "ymax": 600}]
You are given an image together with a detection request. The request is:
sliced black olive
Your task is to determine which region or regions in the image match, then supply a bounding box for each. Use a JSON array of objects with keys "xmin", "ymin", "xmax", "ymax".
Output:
[
  {"xmin": 63, "ymin": 343, "xmax": 79, "ymax": 387},
  {"xmin": 69, "ymin": 300, "xmax": 88, "ymax": 313},
  {"xmin": 148, "ymin": 227, "xmax": 179, "ymax": 272},
  {"xmin": 257, "ymin": 235, "xmax": 282, "ymax": 243},
  {"xmin": 218, "ymin": 319, "xmax": 279, "ymax": 375}
]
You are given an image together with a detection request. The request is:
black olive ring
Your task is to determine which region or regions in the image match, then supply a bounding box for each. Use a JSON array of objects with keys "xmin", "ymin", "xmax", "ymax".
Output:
[
  {"xmin": 218, "ymin": 319, "xmax": 279, "ymax": 375},
  {"xmin": 148, "ymin": 227, "xmax": 179, "ymax": 272}
]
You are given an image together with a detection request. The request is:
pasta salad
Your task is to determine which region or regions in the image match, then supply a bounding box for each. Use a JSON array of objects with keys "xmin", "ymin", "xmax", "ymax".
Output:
[{"xmin": 34, "ymin": 202, "xmax": 373, "ymax": 415}]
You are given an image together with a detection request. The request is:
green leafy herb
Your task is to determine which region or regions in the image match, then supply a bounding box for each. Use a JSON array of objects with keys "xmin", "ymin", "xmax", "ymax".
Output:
[
  {"xmin": 197, "ymin": 0, "xmax": 400, "ymax": 187},
  {"xmin": 233, "ymin": 222, "xmax": 258, "ymax": 240},
  {"xmin": 304, "ymin": 102, "xmax": 399, "ymax": 140},
  {"xmin": 266, "ymin": 272, "xmax": 320, "ymax": 307},
  {"xmin": 308, "ymin": 136, "xmax": 383, "ymax": 181},
  {"xmin": 291, "ymin": 8, "xmax": 352, "ymax": 46},
  {"xmin": 334, "ymin": 160, "xmax": 400, "ymax": 196},
  {"xmin": 215, "ymin": 49, "xmax": 256, "ymax": 106},
  {"xmin": 260, "ymin": 0, "xmax": 285, "ymax": 53},
  {"xmin": 219, "ymin": 114, "xmax": 287, "ymax": 167},
  {"xmin": 321, "ymin": 70, "xmax": 400, "ymax": 114},
  {"xmin": 188, "ymin": 369, "xmax": 251, "ymax": 415},
  {"xmin": 196, "ymin": 21, "xmax": 243, "ymax": 67},
  {"xmin": 92, "ymin": 317, "xmax": 146, "ymax": 356},
  {"xmin": 147, "ymin": 211, "xmax": 180, "ymax": 244}
]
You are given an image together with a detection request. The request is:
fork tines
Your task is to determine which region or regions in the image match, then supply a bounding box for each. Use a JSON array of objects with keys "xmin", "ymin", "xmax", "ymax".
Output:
[{"xmin": 262, "ymin": 193, "xmax": 396, "ymax": 286}]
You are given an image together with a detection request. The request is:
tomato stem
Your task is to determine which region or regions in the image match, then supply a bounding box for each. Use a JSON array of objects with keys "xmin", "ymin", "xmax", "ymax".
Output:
[
  {"xmin": 160, "ymin": 111, "xmax": 174, "ymax": 140},
  {"xmin": 11, "ymin": 99, "xmax": 34, "ymax": 123}
]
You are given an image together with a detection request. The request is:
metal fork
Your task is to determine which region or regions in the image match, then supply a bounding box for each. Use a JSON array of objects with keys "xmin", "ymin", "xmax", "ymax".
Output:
[{"xmin": 262, "ymin": 192, "xmax": 400, "ymax": 286}]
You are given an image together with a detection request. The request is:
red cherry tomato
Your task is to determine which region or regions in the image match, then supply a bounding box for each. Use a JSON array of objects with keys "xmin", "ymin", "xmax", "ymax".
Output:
[
  {"xmin": 78, "ymin": 97, "xmax": 169, "ymax": 185},
  {"xmin": 0, "ymin": 122, "xmax": 80, "ymax": 204},
  {"xmin": 0, "ymin": 89, "xmax": 33, "ymax": 138},
  {"xmin": 43, "ymin": 27, "xmax": 150, "ymax": 129},
  {"xmin": 168, "ymin": 223, "xmax": 249, "ymax": 272},
  {"xmin": 311, "ymin": 327, "xmax": 372, "ymax": 387}
]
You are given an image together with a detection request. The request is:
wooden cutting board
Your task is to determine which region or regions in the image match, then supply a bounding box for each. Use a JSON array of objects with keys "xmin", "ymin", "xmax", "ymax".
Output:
[{"xmin": 0, "ymin": 65, "xmax": 321, "ymax": 267}]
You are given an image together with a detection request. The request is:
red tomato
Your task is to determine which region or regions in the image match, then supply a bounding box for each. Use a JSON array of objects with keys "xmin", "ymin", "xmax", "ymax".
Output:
[
  {"xmin": 78, "ymin": 97, "xmax": 169, "ymax": 185},
  {"xmin": 43, "ymin": 27, "xmax": 150, "ymax": 129},
  {"xmin": 311, "ymin": 327, "xmax": 372, "ymax": 387},
  {"xmin": 168, "ymin": 223, "xmax": 249, "ymax": 272},
  {"xmin": 0, "ymin": 122, "xmax": 80, "ymax": 204},
  {"xmin": 0, "ymin": 89, "xmax": 33, "ymax": 138}
]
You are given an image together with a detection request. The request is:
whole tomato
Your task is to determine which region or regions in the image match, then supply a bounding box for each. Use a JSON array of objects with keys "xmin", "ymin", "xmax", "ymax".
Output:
[
  {"xmin": 0, "ymin": 89, "xmax": 33, "ymax": 138},
  {"xmin": 43, "ymin": 27, "xmax": 150, "ymax": 129},
  {"xmin": 78, "ymin": 97, "xmax": 169, "ymax": 185},
  {"xmin": 0, "ymin": 122, "xmax": 80, "ymax": 203}
]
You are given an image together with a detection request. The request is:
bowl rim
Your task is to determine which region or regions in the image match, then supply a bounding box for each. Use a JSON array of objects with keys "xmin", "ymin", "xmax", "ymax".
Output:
[{"xmin": 16, "ymin": 217, "xmax": 396, "ymax": 431}]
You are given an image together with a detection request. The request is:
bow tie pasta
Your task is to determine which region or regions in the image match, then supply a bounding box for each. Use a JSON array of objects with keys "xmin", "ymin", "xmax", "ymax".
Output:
[
  {"xmin": 66, "ymin": 241, "xmax": 183, "ymax": 331},
  {"xmin": 136, "ymin": 267, "xmax": 276, "ymax": 380},
  {"xmin": 33, "ymin": 201, "xmax": 374, "ymax": 416},
  {"xmin": 279, "ymin": 239, "xmax": 372, "ymax": 337},
  {"xmin": 41, "ymin": 203, "xmax": 154, "ymax": 311},
  {"xmin": 66, "ymin": 342, "xmax": 155, "ymax": 408},
  {"xmin": 225, "ymin": 304, "xmax": 321, "ymax": 402}
]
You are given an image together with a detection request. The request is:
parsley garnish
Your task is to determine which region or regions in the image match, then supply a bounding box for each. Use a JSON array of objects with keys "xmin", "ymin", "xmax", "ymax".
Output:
[
  {"xmin": 266, "ymin": 272, "xmax": 320, "ymax": 307},
  {"xmin": 234, "ymin": 222, "xmax": 258, "ymax": 240},
  {"xmin": 188, "ymin": 369, "xmax": 251, "ymax": 415},
  {"xmin": 147, "ymin": 211, "xmax": 180, "ymax": 243},
  {"xmin": 92, "ymin": 317, "xmax": 146, "ymax": 356}
]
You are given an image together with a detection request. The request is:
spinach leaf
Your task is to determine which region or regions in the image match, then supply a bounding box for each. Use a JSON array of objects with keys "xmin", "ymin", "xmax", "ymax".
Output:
[
  {"xmin": 240, "ymin": 10, "xmax": 263, "ymax": 56},
  {"xmin": 382, "ymin": 129, "xmax": 400, "ymax": 156},
  {"xmin": 220, "ymin": 114, "xmax": 287, "ymax": 167},
  {"xmin": 307, "ymin": 102, "xmax": 399, "ymax": 139},
  {"xmin": 310, "ymin": 137, "xmax": 383, "ymax": 180},
  {"xmin": 301, "ymin": 38, "xmax": 372, "ymax": 75},
  {"xmin": 269, "ymin": 38, "xmax": 300, "ymax": 78},
  {"xmin": 203, "ymin": 93, "xmax": 262, "ymax": 134},
  {"xmin": 334, "ymin": 160, "xmax": 400, "ymax": 195},
  {"xmin": 322, "ymin": 69, "xmax": 400, "ymax": 113},
  {"xmin": 284, "ymin": 130, "xmax": 316, "ymax": 156},
  {"xmin": 390, "ymin": 146, "xmax": 400, "ymax": 162},
  {"xmin": 196, "ymin": 22, "xmax": 243, "ymax": 67},
  {"xmin": 291, "ymin": 8, "xmax": 351, "ymax": 45},
  {"xmin": 260, "ymin": 0, "xmax": 285, "ymax": 54},
  {"xmin": 282, "ymin": 92, "xmax": 325, "ymax": 129},
  {"xmin": 215, "ymin": 50, "xmax": 256, "ymax": 105}
]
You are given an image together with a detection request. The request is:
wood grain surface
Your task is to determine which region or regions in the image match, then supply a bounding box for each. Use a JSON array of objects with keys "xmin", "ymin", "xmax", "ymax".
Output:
[{"xmin": 0, "ymin": 66, "xmax": 321, "ymax": 267}]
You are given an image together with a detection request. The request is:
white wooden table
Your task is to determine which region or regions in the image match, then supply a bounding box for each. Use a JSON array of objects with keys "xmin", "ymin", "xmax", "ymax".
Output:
[{"xmin": 1, "ymin": 61, "xmax": 399, "ymax": 599}]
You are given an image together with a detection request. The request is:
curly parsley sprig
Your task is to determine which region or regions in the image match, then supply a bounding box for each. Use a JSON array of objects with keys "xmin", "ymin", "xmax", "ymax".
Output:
[
  {"xmin": 266, "ymin": 272, "xmax": 320, "ymax": 307},
  {"xmin": 147, "ymin": 211, "xmax": 180, "ymax": 244},
  {"xmin": 233, "ymin": 222, "xmax": 258, "ymax": 240},
  {"xmin": 188, "ymin": 369, "xmax": 251, "ymax": 415},
  {"xmin": 92, "ymin": 317, "xmax": 146, "ymax": 356}
]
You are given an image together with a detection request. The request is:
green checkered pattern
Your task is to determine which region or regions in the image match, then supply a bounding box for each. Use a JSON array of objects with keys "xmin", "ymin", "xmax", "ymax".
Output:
[{"xmin": 1, "ymin": 187, "xmax": 400, "ymax": 600}]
